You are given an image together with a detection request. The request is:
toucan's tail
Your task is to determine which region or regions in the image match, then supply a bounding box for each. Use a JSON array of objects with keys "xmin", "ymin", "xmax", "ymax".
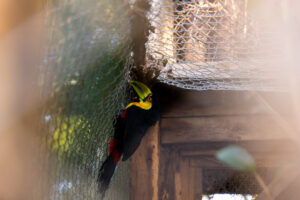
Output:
[{"xmin": 97, "ymin": 155, "xmax": 117, "ymax": 195}]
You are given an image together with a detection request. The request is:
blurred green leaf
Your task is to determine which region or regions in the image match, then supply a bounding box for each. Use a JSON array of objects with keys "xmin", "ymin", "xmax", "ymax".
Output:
[{"xmin": 216, "ymin": 146, "xmax": 256, "ymax": 173}]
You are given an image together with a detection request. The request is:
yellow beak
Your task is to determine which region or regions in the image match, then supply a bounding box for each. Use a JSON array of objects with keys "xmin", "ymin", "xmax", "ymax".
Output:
[{"xmin": 129, "ymin": 81, "xmax": 152, "ymax": 102}]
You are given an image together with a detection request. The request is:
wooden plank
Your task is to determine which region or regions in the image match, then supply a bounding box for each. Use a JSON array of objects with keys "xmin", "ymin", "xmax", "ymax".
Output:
[
  {"xmin": 160, "ymin": 140, "xmax": 297, "ymax": 154},
  {"xmin": 179, "ymin": 157, "xmax": 195, "ymax": 200},
  {"xmin": 159, "ymin": 90, "xmax": 292, "ymax": 118},
  {"xmin": 131, "ymin": 123, "xmax": 159, "ymax": 200},
  {"xmin": 158, "ymin": 147, "xmax": 178, "ymax": 200},
  {"xmin": 194, "ymin": 168, "xmax": 203, "ymax": 200},
  {"xmin": 174, "ymin": 158, "xmax": 186, "ymax": 200},
  {"xmin": 174, "ymin": 169, "xmax": 182, "ymax": 200},
  {"xmin": 188, "ymin": 160, "xmax": 196, "ymax": 200},
  {"xmin": 190, "ymin": 156, "xmax": 227, "ymax": 168},
  {"xmin": 175, "ymin": 158, "xmax": 202, "ymax": 200},
  {"xmin": 180, "ymin": 140, "xmax": 297, "ymax": 156},
  {"xmin": 152, "ymin": 123, "xmax": 159, "ymax": 200},
  {"xmin": 160, "ymin": 115, "xmax": 289, "ymax": 144},
  {"xmin": 190, "ymin": 153, "xmax": 297, "ymax": 168}
]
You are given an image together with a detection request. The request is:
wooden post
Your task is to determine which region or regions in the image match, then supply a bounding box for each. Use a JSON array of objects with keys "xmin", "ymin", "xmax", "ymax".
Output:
[
  {"xmin": 179, "ymin": 158, "xmax": 195, "ymax": 200},
  {"xmin": 130, "ymin": 0, "xmax": 151, "ymax": 68},
  {"xmin": 158, "ymin": 146, "xmax": 177, "ymax": 200},
  {"xmin": 194, "ymin": 168, "xmax": 203, "ymax": 200},
  {"xmin": 131, "ymin": 122, "xmax": 159, "ymax": 200}
]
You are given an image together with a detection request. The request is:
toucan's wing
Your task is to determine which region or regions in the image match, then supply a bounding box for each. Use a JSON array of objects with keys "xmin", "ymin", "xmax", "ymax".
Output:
[
  {"xmin": 122, "ymin": 106, "xmax": 148, "ymax": 161},
  {"xmin": 113, "ymin": 113, "xmax": 126, "ymax": 142}
]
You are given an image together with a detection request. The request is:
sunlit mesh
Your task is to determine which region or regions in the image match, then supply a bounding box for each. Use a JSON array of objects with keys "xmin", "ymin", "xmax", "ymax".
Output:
[
  {"xmin": 147, "ymin": 0, "xmax": 283, "ymax": 90},
  {"xmin": 38, "ymin": 0, "xmax": 132, "ymax": 199},
  {"xmin": 203, "ymin": 168, "xmax": 274, "ymax": 194}
]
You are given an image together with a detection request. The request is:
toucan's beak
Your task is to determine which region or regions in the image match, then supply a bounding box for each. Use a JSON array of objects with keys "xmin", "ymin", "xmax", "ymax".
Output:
[{"xmin": 129, "ymin": 81, "xmax": 152, "ymax": 101}]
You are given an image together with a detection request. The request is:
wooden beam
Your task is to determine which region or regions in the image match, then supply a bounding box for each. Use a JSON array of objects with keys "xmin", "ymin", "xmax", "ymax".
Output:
[
  {"xmin": 190, "ymin": 156, "xmax": 227, "ymax": 168},
  {"xmin": 158, "ymin": 147, "xmax": 178, "ymax": 200},
  {"xmin": 159, "ymin": 90, "xmax": 292, "ymax": 118},
  {"xmin": 160, "ymin": 115, "xmax": 289, "ymax": 144},
  {"xmin": 130, "ymin": 0, "xmax": 151, "ymax": 69},
  {"xmin": 180, "ymin": 140, "xmax": 297, "ymax": 156},
  {"xmin": 189, "ymin": 153, "xmax": 297, "ymax": 168},
  {"xmin": 194, "ymin": 168, "xmax": 203, "ymax": 200},
  {"xmin": 131, "ymin": 123, "xmax": 159, "ymax": 200},
  {"xmin": 174, "ymin": 168, "xmax": 182, "ymax": 200},
  {"xmin": 175, "ymin": 158, "xmax": 203, "ymax": 200},
  {"xmin": 178, "ymin": 157, "xmax": 195, "ymax": 200}
]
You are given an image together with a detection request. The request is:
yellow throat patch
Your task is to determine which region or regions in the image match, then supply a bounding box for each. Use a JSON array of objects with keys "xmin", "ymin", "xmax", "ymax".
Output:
[{"xmin": 126, "ymin": 101, "xmax": 152, "ymax": 110}]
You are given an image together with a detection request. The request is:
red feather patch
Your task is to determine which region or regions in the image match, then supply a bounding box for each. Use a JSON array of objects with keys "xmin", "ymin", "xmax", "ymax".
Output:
[
  {"xmin": 121, "ymin": 109, "xmax": 128, "ymax": 118},
  {"xmin": 109, "ymin": 139, "xmax": 116, "ymax": 154},
  {"xmin": 109, "ymin": 139, "xmax": 120, "ymax": 164}
]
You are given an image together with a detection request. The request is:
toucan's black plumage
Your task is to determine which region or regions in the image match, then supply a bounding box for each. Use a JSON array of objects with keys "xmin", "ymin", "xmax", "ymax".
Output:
[{"xmin": 97, "ymin": 81, "xmax": 160, "ymax": 196}]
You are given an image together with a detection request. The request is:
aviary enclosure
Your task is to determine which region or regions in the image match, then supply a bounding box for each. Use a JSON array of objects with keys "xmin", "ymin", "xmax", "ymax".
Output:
[{"xmin": 0, "ymin": 0, "xmax": 299, "ymax": 200}]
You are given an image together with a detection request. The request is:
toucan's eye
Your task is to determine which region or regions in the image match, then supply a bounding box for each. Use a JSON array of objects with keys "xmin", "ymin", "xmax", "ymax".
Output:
[{"xmin": 148, "ymin": 96, "xmax": 152, "ymax": 102}]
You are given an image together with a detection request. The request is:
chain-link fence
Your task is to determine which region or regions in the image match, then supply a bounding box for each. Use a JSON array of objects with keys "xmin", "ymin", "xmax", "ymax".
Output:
[
  {"xmin": 37, "ymin": 0, "xmax": 133, "ymax": 199},
  {"xmin": 147, "ymin": 0, "xmax": 285, "ymax": 90}
]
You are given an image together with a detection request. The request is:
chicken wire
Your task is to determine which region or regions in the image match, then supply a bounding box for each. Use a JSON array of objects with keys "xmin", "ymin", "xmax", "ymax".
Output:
[
  {"xmin": 147, "ymin": 0, "xmax": 284, "ymax": 90},
  {"xmin": 202, "ymin": 168, "xmax": 274, "ymax": 195},
  {"xmin": 37, "ymin": 0, "xmax": 133, "ymax": 199}
]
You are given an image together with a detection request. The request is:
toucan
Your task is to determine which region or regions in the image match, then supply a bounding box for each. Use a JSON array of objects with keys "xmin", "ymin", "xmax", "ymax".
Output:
[{"xmin": 97, "ymin": 81, "xmax": 160, "ymax": 195}]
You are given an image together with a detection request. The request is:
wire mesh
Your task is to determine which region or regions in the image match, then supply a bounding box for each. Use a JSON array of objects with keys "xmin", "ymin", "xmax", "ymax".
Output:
[
  {"xmin": 202, "ymin": 168, "xmax": 274, "ymax": 194},
  {"xmin": 147, "ymin": 0, "xmax": 284, "ymax": 90},
  {"xmin": 37, "ymin": 0, "xmax": 133, "ymax": 199}
]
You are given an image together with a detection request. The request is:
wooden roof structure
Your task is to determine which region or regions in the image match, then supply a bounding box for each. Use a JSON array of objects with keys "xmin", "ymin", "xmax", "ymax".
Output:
[{"xmin": 131, "ymin": 84, "xmax": 299, "ymax": 200}]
